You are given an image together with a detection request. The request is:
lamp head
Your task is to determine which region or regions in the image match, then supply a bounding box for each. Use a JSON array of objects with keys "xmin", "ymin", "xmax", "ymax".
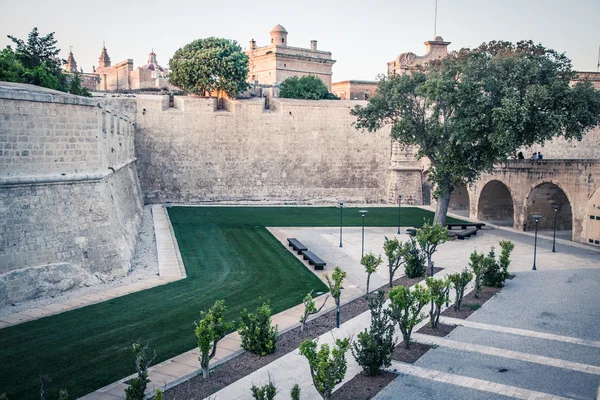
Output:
[
  {"xmin": 359, "ymin": 209, "xmax": 368, "ymax": 216},
  {"xmin": 338, "ymin": 201, "xmax": 344, "ymax": 207},
  {"xmin": 531, "ymin": 214, "xmax": 543, "ymax": 222},
  {"xmin": 552, "ymin": 205, "xmax": 560, "ymax": 211}
]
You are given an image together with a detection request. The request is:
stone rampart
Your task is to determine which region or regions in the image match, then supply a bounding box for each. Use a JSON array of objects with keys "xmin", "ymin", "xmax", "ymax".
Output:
[
  {"xmin": 0, "ymin": 82, "xmax": 143, "ymax": 306},
  {"xmin": 134, "ymin": 96, "xmax": 415, "ymax": 204}
]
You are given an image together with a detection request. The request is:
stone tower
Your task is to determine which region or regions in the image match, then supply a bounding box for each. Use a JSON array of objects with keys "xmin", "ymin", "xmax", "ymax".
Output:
[
  {"xmin": 98, "ymin": 44, "xmax": 111, "ymax": 68},
  {"xmin": 270, "ymin": 24, "xmax": 288, "ymax": 47},
  {"xmin": 65, "ymin": 48, "xmax": 78, "ymax": 73}
]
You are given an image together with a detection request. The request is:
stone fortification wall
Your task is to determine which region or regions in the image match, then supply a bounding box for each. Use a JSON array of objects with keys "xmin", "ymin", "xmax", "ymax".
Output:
[
  {"xmin": 135, "ymin": 96, "xmax": 402, "ymax": 204},
  {"xmin": 0, "ymin": 82, "xmax": 143, "ymax": 306},
  {"xmin": 525, "ymin": 126, "xmax": 600, "ymax": 160}
]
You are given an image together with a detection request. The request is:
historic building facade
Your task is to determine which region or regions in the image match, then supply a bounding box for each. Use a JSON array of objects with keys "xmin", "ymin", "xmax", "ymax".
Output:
[
  {"xmin": 246, "ymin": 25, "xmax": 336, "ymax": 90},
  {"xmin": 331, "ymin": 80, "xmax": 379, "ymax": 100}
]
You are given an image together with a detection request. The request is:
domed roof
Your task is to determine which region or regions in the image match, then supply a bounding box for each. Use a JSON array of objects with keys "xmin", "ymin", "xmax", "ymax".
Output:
[
  {"xmin": 270, "ymin": 24, "xmax": 288, "ymax": 33},
  {"xmin": 141, "ymin": 50, "xmax": 165, "ymax": 73}
]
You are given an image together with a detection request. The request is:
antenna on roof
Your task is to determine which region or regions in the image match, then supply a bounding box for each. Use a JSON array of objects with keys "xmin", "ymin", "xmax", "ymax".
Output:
[
  {"xmin": 597, "ymin": 45, "xmax": 600, "ymax": 72},
  {"xmin": 433, "ymin": 0, "xmax": 438, "ymax": 38}
]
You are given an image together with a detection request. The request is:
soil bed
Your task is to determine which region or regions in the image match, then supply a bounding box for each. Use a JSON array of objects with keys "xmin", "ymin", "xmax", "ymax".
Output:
[
  {"xmin": 165, "ymin": 268, "xmax": 442, "ymax": 400},
  {"xmin": 417, "ymin": 322, "xmax": 456, "ymax": 337},
  {"xmin": 391, "ymin": 341, "xmax": 432, "ymax": 364},
  {"xmin": 331, "ymin": 371, "xmax": 397, "ymax": 400},
  {"xmin": 441, "ymin": 285, "xmax": 501, "ymax": 319}
]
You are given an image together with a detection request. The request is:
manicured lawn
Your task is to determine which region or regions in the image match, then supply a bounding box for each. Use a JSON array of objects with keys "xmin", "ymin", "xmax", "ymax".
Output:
[{"xmin": 0, "ymin": 206, "xmax": 455, "ymax": 399}]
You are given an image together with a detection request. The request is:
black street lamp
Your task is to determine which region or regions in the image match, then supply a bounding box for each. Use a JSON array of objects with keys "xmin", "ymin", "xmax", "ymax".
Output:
[
  {"xmin": 531, "ymin": 214, "xmax": 542, "ymax": 270},
  {"xmin": 338, "ymin": 201, "xmax": 344, "ymax": 248},
  {"xmin": 359, "ymin": 210, "xmax": 368, "ymax": 257},
  {"xmin": 552, "ymin": 205, "xmax": 560, "ymax": 253},
  {"xmin": 397, "ymin": 193, "xmax": 402, "ymax": 235}
]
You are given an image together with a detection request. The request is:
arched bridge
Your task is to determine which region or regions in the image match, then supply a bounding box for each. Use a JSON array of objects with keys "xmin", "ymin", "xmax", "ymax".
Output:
[{"xmin": 447, "ymin": 160, "xmax": 600, "ymax": 246}]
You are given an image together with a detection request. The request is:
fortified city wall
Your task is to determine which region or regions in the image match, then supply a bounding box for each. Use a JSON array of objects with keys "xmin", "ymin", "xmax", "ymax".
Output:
[
  {"xmin": 134, "ymin": 95, "xmax": 423, "ymax": 205},
  {"xmin": 0, "ymin": 83, "xmax": 143, "ymax": 306}
]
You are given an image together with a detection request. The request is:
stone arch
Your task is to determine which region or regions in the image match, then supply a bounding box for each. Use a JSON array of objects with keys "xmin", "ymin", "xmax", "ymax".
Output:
[
  {"xmin": 449, "ymin": 182, "xmax": 470, "ymax": 213},
  {"xmin": 584, "ymin": 186, "xmax": 600, "ymax": 246},
  {"xmin": 524, "ymin": 180, "xmax": 573, "ymax": 232},
  {"xmin": 477, "ymin": 180, "xmax": 515, "ymax": 226}
]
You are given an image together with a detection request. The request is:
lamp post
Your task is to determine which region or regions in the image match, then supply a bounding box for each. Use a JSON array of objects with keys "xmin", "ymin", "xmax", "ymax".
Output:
[
  {"xmin": 552, "ymin": 205, "xmax": 560, "ymax": 253},
  {"xmin": 431, "ymin": 260, "xmax": 435, "ymax": 277},
  {"xmin": 531, "ymin": 214, "xmax": 542, "ymax": 270},
  {"xmin": 359, "ymin": 210, "xmax": 368, "ymax": 257},
  {"xmin": 397, "ymin": 193, "xmax": 402, "ymax": 234},
  {"xmin": 338, "ymin": 201, "xmax": 344, "ymax": 247}
]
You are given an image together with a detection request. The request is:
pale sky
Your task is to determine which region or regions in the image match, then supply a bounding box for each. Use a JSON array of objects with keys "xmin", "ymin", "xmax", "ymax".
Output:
[{"xmin": 1, "ymin": 0, "xmax": 599, "ymax": 82}]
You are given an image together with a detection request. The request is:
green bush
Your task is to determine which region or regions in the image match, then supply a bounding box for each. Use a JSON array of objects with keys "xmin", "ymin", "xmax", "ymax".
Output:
[
  {"xmin": 404, "ymin": 238, "xmax": 427, "ymax": 278},
  {"xmin": 482, "ymin": 240, "xmax": 515, "ymax": 287},
  {"xmin": 290, "ymin": 384, "xmax": 301, "ymax": 400},
  {"xmin": 250, "ymin": 375, "xmax": 276, "ymax": 400},
  {"xmin": 448, "ymin": 269, "xmax": 473, "ymax": 311},
  {"xmin": 351, "ymin": 292, "xmax": 396, "ymax": 376},
  {"xmin": 279, "ymin": 75, "xmax": 338, "ymax": 100},
  {"xmin": 239, "ymin": 301, "xmax": 278, "ymax": 356}
]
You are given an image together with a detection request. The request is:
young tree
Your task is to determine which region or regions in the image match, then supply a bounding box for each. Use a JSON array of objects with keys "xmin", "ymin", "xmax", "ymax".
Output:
[
  {"xmin": 425, "ymin": 277, "xmax": 450, "ymax": 329},
  {"xmin": 388, "ymin": 284, "xmax": 430, "ymax": 349},
  {"xmin": 299, "ymin": 337, "xmax": 350, "ymax": 400},
  {"xmin": 250, "ymin": 374, "xmax": 277, "ymax": 400},
  {"xmin": 498, "ymin": 240, "xmax": 515, "ymax": 282},
  {"xmin": 124, "ymin": 342, "xmax": 156, "ymax": 400},
  {"xmin": 300, "ymin": 291, "xmax": 329, "ymax": 332},
  {"xmin": 448, "ymin": 269, "xmax": 473, "ymax": 311},
  {"xmin": 481, "ymin": 240, "xmax": 515, "ymax": 287},
  {"xmin": 238, "ymin": 301, "xmax": 278, "ymax": 356},
  {"xmin": 383, "ymin": 236, "xmax": 410, "ymax": 287},
  {"xmin": 195, "ymin": 300, "xmax": 234, "ymax": 379},
  {"xmin": 169, "ymin": 37, "xmax": 249, "ymax": 98},
  {"xmin": 360, "ymin": 252, "xmax": 383, "ymax": 293},
  {"xmin": 468, "ymin": 250, "xmax": 486, "ymax": 298},
  {"xmin": 416, "ymin": 221, "xmax": 448, "ymax": 276},
  {"xmin": 351, "ymin": 291, "xmax": 397, "ymax": 376},
  {"xmin": 290, "ymin": 384, "xmax": 301, "ymax": 400},
  {"xmin": 8, "ymin": 27, "xmax": 63, "ymax": 72},
  {"xmin": 279, "ymin": 75, "xmax": 337, "ymax": 100},
  {"xmin": 352, "ymin": 41, "xmax": 600, "ymax": 224},
  {"xmin": 325, "ymin": 267, "xmax": 347, "ymax": 328}
]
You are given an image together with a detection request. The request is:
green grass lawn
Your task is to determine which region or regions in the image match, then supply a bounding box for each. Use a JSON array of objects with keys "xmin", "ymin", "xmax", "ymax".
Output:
[{"xmin": 0, "ymin": 206, "xmax": 457, "ymax": 399}]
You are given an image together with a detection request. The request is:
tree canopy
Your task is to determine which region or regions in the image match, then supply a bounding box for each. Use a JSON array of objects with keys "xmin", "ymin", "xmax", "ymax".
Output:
[
  {"xmin": 279, "ymin": 75, "xmax": 338, "ymax": 100},
  {"xmin": 168, "ymin": 37, "xmax": 249, "ymax": 98},
  {"xmin": 351, "ymin": 40, "xmax": 600, "ymax": 224},
  {"xmin": 1, "ymin": 27, "xmax": 91, "ymax": 97}
]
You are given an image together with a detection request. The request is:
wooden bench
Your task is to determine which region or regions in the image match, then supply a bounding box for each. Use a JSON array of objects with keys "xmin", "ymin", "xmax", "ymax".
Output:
[
  {"xmin": 456, "ymin": 228, "xmax": 478, "ymax": 240},
  {"xmin": 287, "ymin": 238, "xmax": 308, "ymax": 254},
  {"xmin": 301, "ymin": 250, "xmax": 326, "ymax": 270},
  {"xmin": 446, "ymin": 223, "xmax": 486, "ymax": 230},
  {"xmin": 406, "ymin": 228, "xmax": 418, "ymax": 237}
]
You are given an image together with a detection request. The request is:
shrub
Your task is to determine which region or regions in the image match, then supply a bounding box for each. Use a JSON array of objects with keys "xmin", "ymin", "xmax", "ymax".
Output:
[
  {"xmin": 468, "ymin": 250, "xmax": 486, "ymax": 298},
  {"xmin": 404, "ymin": 238, "xmax": 427, "ymax": 278},
  {"xmin": 351, "ymin": 291, "xmax": 397, "ymax": 376},
  {"xmin": 195, "ymin": 300, "xmax": 234, "ymax": 378},
  {"xmin": 360, "ymin": 252, "xmax": 383, "ymax": 293},
  {"xmin": 425, "ymin": 277, "xmax": 450, "ymax": 329},
  {"xmin": 448, "ymin": 269, "xmax": 473, "ymax": 311},
  {"xmin": 299, "ymin": 337, "xmax": 350, "ymax": 400},
  {"xmin": 250, "ymin": 375, "xmax": 277, "ymax": 400},
  {"xmin": 280, "ymin": 75, "xmax": 334, "ymax": 100},
  {"xmin": 124, "ymin": 343, "xmax": 155, "ymax": 400},
  {"xmin": 388, "ymin": 284, "xmax": 430, "ymax": 348},
  {"xmin": 290, "ymin": 383, "xmax": 301, "ymax": 400},
  {"xmin": 154, "ymin": 388, "xmax": 163, "ymax": 400},
  {"xmin": 239, "ymin": 301, "xmax": 278, "ymax": 356},
  {"xmin": 383, "ymin": 236, "xmax": 410, "ymax": 287},
  {"xmin": 300, "ymin": 291, "xmax": 329, "ymax": 332},
  {"xmin": 482, "ymin": 240, "xmax": 514, "ymax": 287}
]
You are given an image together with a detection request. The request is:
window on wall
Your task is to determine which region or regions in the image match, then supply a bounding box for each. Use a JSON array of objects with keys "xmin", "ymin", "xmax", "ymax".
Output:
[
  {"xmin": 284, "ymin": 64, "xmax": 286, "ymax": 67},
  {"xmin": 282, "ymin": 39, "xmax": 285, "ymax": 43}
]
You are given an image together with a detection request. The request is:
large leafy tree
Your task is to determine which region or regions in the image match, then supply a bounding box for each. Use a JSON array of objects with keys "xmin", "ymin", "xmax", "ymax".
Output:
[
  {"xmin": 168, "ymin": 37, "xmax": 249, "ymax": 98},
  {"xmin": 1, "ymin": 27, "xmax": 90, "ymax": 96},
  {"xmin": 279, "ymin": 75, "xmax": 338, "ymax": 100},
  {"xmin": 352, "ymin": 41, "xmax": 600, "ymax": 224}
]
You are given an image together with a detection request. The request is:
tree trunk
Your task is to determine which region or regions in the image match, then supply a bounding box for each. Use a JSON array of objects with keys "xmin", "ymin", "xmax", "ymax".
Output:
[
  {"xmin": 434, "ymin": 191, "xmax": 451, "ymax": 226},
  {"xmin": 429, "ymin": 300, "xmax": 435, "ymax": 328},
  {"xmin": 403, "ymin": 333, "xmax": 411, "ymax": 349},
  {"xmin": 389, "ymin": 267, "xmax": 393, "ymax": 288},
  {"xmin": 366, "ymin": 274, "xmax": 371, "ymax": 294},
  {"xmin": 202, "ymin": 367, "xmax": 209, "ymax": 379}
]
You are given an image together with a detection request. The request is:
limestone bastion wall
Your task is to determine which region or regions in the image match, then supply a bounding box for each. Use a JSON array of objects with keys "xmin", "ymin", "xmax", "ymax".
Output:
[
  {"xmin": 0, "ymin": 82, "xmax": 143, "ymax": 306},
  {"xmin": 134, "ymin": 95, "xmax": 423, "ymax": 204}
]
